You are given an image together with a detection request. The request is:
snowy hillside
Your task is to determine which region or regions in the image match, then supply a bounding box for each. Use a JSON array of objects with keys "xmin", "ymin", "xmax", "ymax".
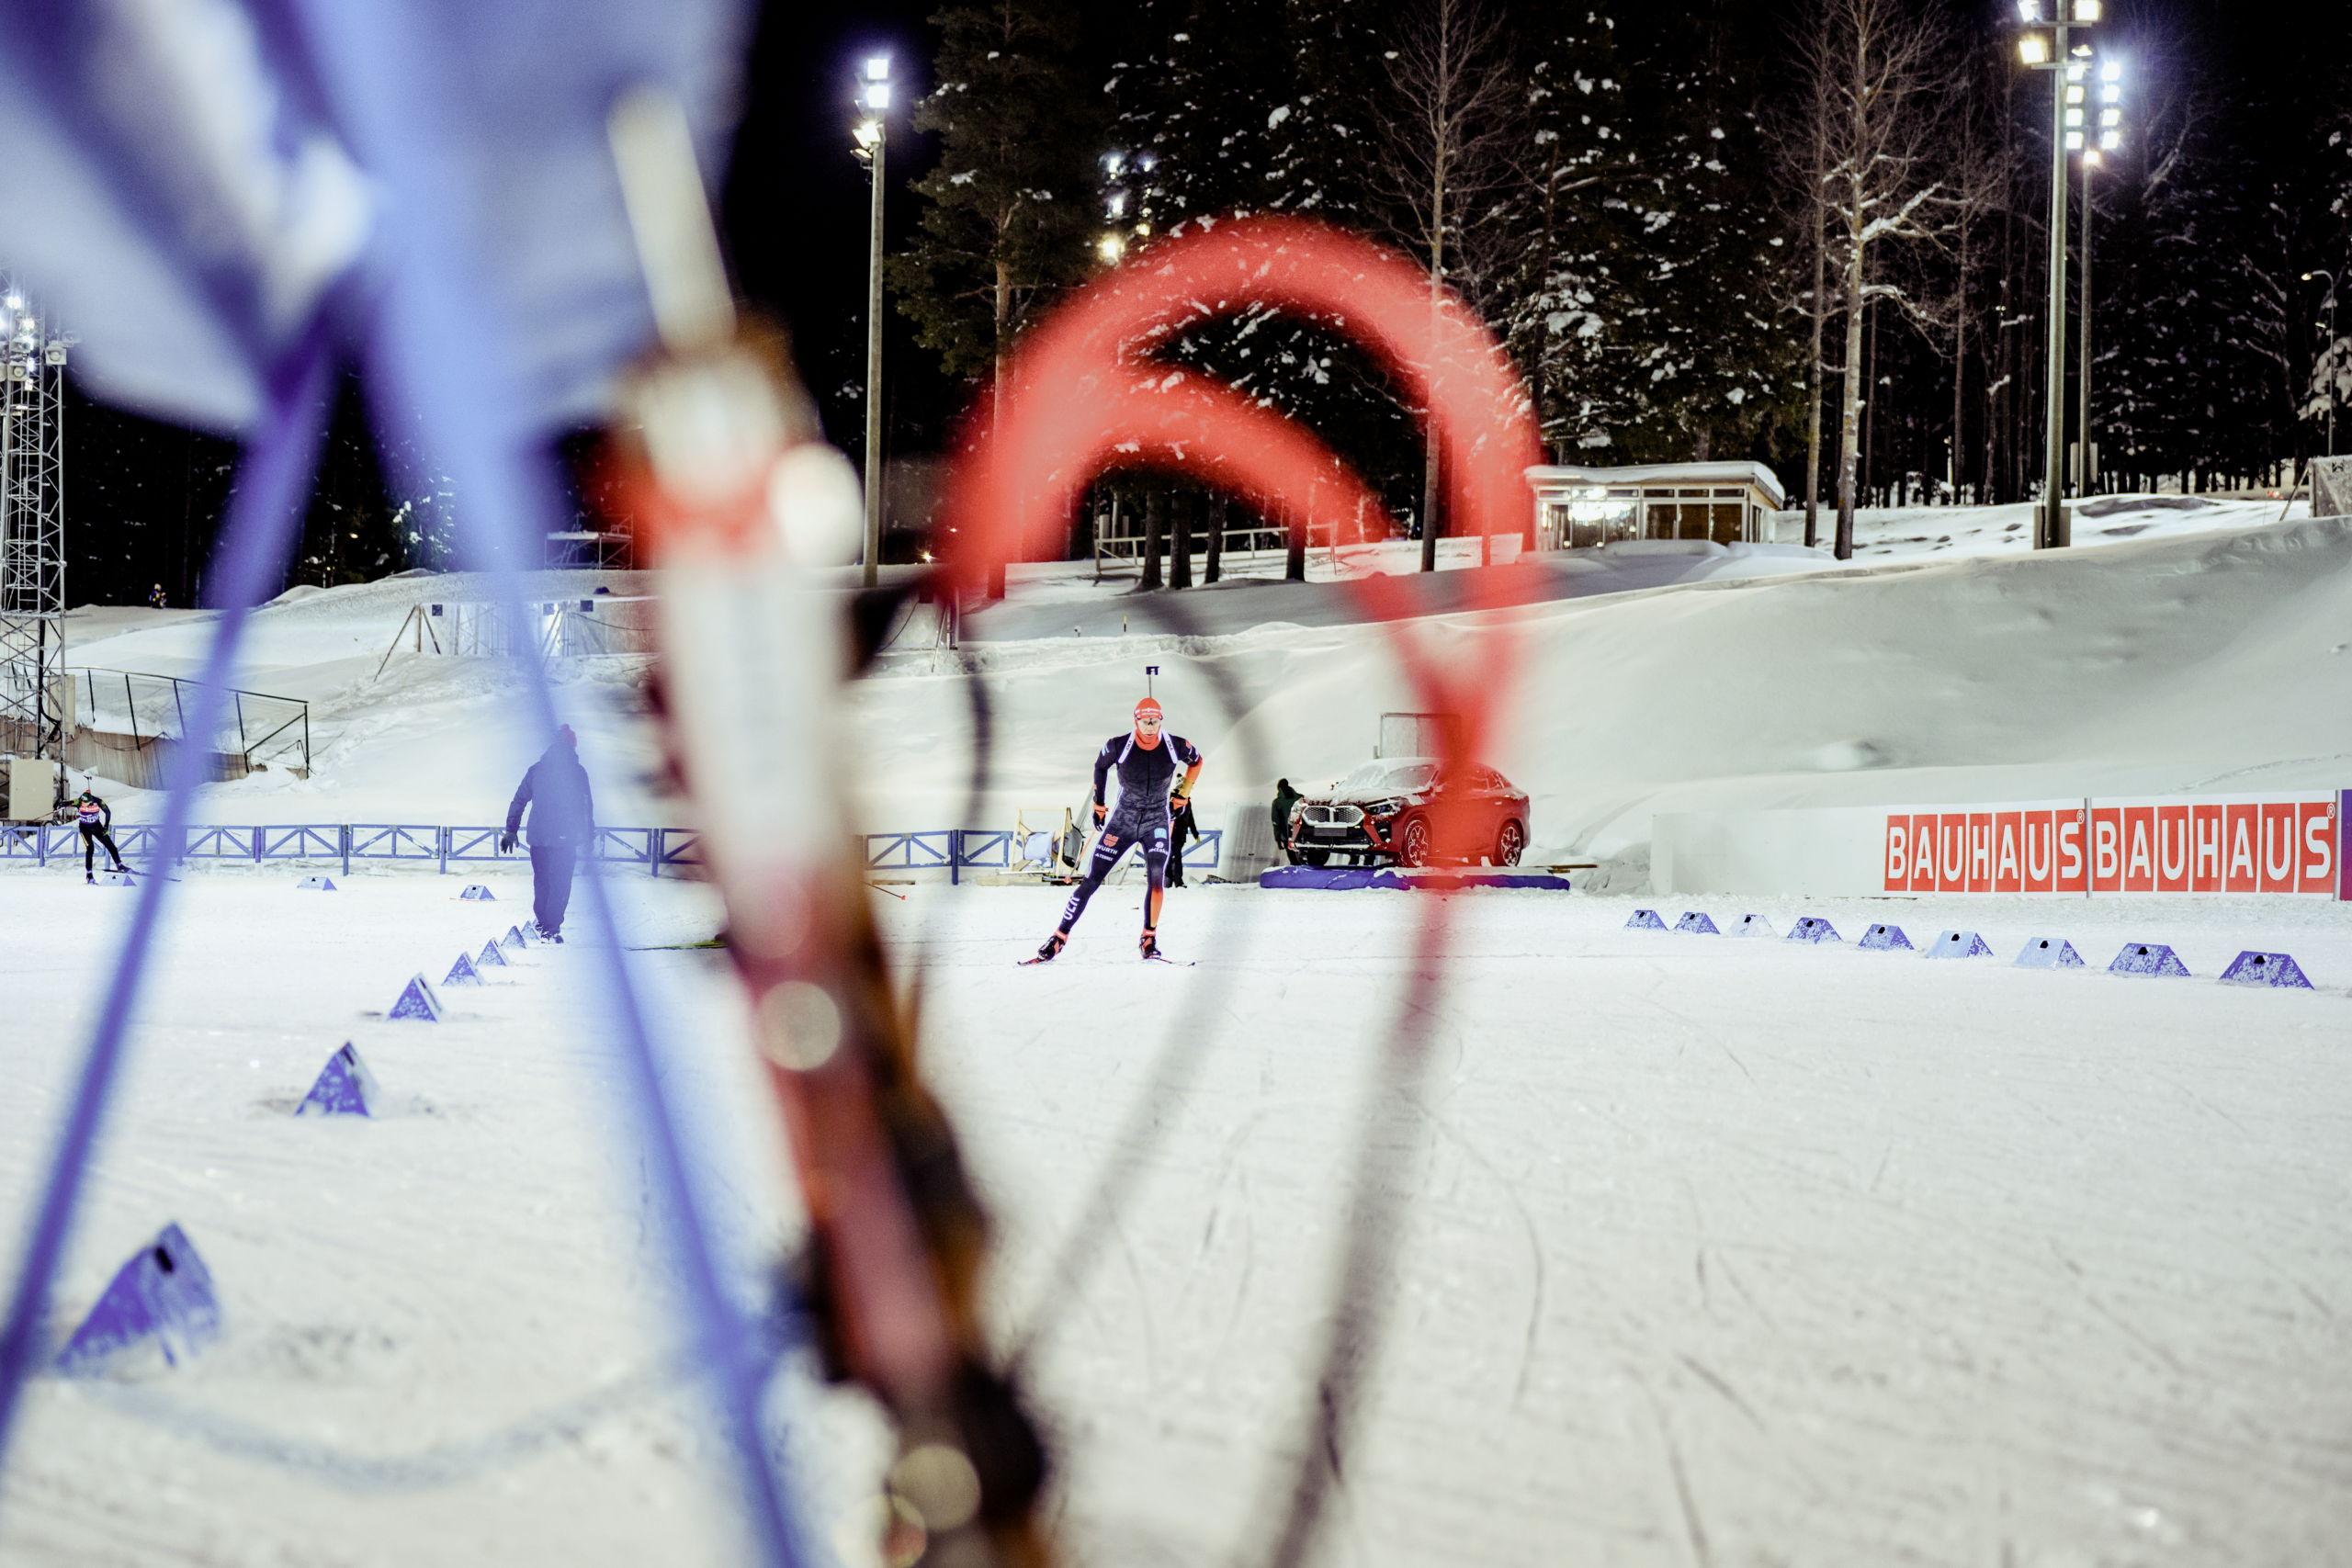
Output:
[
  {"xmin": 854, "ymin": 508, "xmax": 2352, "ymax": 876},
  {"xmin": 52, "ymin": 495, "xmax": 2340, "ymax": 884}
]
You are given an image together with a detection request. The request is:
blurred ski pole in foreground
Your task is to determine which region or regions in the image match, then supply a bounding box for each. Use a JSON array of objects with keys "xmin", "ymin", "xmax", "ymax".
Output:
[{"xmin": 604, "ymin": 87, "xmax": 1049, "ymax": 1568}]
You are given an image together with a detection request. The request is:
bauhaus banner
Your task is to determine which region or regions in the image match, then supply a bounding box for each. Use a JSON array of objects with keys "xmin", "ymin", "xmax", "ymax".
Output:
[{"xmin": 1883, "ymin": 794, "xmax": 2343, "ymax": 897}]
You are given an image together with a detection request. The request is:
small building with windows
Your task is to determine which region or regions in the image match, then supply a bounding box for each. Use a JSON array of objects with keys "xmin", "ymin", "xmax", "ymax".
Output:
[{"xmin": 1525, "ymin": 461, "xmax": 1788, "ymax": 550}]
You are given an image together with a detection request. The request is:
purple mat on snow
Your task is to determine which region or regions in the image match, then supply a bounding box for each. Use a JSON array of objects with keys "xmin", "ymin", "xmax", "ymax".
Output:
[{"xmin": 1260, "ymin": 867, "xmax": 1412, "ymax": 890}]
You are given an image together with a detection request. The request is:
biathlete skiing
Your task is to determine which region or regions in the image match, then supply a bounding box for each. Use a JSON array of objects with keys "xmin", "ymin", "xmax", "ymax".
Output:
[
  {"xmin": 74, "ymin": 788, "xmax": 128, "ymax": 883},
  {"xmin": 1026, "ymin": 690, "xmax": 1204, "ymax": 964}
]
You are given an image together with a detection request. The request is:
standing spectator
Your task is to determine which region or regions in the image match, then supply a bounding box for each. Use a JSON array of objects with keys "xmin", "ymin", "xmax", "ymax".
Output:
[
  {"xmin": 501, "ymin": 725, "xmax": 594, "ymax": 942},
  {"xmin": 146, "ymin": 583, "xmax": 168, "ymax": 609},
  {"xmin": 74, "ymin": 788, "xmax": 129, "ymax": 883},
  {"xmin": 1271, "ymin": 777, "xmax": 1302, "ymax": 863},
  {"xmin": 1167, "ymin": 793, "xmax": 1200, "ymax": 887}
]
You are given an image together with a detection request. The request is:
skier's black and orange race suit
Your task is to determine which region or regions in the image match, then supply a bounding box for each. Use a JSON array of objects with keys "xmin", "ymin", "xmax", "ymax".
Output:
[{"xmin": 1055, "ymin": 728, "xmax": 1204, "ymax": 935}]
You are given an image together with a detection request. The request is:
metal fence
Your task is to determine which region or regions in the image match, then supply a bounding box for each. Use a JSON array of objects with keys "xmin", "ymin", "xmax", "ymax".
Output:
[
  {"xmin": 0, "ymin": 822, "xmax": 704, "ymax": 879},
  {"xmin": 864, "ymin": 827, "xmax": 1224, "ymax": 885},
  {"xmin": 66, "ymin": 667, "xmax": 311, "ymax": 772},
  {"xmin": 399, "ymin": 598, "xmax": 659, "ymax": 660},
  {"xmin": 0, "ymin": 822, "xmax": 1221, "ymax": 883}
]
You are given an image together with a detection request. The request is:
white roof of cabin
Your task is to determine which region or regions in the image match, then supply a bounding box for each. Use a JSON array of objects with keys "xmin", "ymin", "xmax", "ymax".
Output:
[{"xmin": 1525, "ymin": 461, "xmax": 1787, "ymax": 509}]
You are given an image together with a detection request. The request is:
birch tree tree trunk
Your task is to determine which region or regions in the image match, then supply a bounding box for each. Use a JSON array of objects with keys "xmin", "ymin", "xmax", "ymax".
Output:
[{"xmin": 1806, "ymin": 192, "xmax": 1828, "ymax": 547}]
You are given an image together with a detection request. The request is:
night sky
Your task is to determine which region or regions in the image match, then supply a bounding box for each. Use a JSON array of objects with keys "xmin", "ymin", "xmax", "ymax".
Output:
[
  {"xmin": 63, "ymin": 0, "xmax": 947, "ymax": 609},
  {"xmin": 49, "ymin": 0, "xmax": 2345, "ymax": 604}
]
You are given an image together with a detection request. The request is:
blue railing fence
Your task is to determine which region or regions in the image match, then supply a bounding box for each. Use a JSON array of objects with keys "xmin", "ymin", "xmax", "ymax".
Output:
[
  {"xmin": 865, "ymin": 827, "xmax": 1224, "ymax": 885},
  {"xmin": 0, "ymin": 822, "xmax": 705, "ymax": 880},
  {"xmin": 1, "ymin": 823, "xmax": 1221, "ymax": 882}
]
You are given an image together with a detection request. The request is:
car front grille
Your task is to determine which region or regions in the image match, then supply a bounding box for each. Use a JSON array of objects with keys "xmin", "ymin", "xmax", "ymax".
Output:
[{"xmin": 1303, "ymin": 804, "xmax": 1365, "ymax": 826}]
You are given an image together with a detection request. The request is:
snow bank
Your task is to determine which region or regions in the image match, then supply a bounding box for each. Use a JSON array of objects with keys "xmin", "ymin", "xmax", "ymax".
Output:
[
  {"xmin": 50, "ymin": 508, "xmax": 2352, "ymax": 884},
  {"xmin": 857, "ymin": 514, "xmax": 2352, "ymax": 869}
]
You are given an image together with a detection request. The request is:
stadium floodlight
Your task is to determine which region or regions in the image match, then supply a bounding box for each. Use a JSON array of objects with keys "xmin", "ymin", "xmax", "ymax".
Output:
[
  {"xmin": 2016, "ymin": 0, "xmax": 2099, "ymax": 547},
  {"xmin": 851, "ymin": 52, "xmax": 895, "ymax": 587}
]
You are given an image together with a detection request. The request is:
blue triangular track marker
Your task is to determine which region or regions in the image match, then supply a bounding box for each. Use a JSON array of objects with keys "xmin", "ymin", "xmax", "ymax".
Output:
[
  {"xmin": 298, "ymin": 1043, "xmax": 381, "ymax": 1116},
  {"xmin": 390, "ymin": 974, "xmax": 442, "ymax": 1021},
  {"xmin": 53, "ymin": 1223, "xmax": 221, "ymax": 1374}
]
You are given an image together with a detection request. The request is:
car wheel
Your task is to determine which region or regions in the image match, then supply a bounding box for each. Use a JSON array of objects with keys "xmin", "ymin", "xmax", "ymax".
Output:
[
  {"xmin": 1300, "ymin": 848, "xmax": 1329, "ymax": 866},
  {"xmin": 1397, "ymin": 816, "xmax": 1433, "ymax": 867},
  {"xmin": 1495, "ymin": 819, "xmax": 1525, "ymax": 867}
]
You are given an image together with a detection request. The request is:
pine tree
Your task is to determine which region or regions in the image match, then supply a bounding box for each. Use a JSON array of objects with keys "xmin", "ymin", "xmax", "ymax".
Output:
[
  {"xmin": 1499, "ymin": 0, "xmax": 1633, "ymax": 459},
  {"xmin": 891, "ymin": 0, "xmax": 1106, "ymax": 391}
]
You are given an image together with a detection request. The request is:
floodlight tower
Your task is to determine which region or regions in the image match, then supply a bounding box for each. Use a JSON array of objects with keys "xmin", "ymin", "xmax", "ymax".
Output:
[
  {"xmin": 853, "ymin": 54, "xmax": 892, "ymax": 589},
  {"xmin": 2016, "ymin": 0, "xmax": 2101, "ymax": 547},
  {"xmin": 2078, "ymin": 57, "xmax": 2124, "ymax": 497},
  {"xmin": 0, "ymin": 278, "xmax": 69, "ymax": 774}
]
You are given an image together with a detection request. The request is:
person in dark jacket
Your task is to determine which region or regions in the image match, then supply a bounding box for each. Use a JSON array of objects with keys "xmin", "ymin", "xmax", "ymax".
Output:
[
  {"xmin": 1166, "ymin": 795, "xmax": 1200, "ymax": 888},
  {"xmin": 74, "ymin": 789, "xmax": 128, "ymax": 882},
  {"xmin": 1271, "ymin": 778, "xmax": 1302, "ymax": 863},
  {"xmin": 502, "ymin": 725, "xmax": 594, "ymax": 941}
]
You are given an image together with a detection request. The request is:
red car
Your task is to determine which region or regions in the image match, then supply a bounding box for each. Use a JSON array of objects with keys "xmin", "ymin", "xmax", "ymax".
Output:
[{"xmin": 1287, "ymin": 757, "xmax": 1531, "ymax": 868}]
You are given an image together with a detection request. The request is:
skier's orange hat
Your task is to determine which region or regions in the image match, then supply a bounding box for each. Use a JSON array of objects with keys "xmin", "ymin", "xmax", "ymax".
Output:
[{"xmin": 1134, "ymin": 696, "xmax": 1163, "ymax": 720}]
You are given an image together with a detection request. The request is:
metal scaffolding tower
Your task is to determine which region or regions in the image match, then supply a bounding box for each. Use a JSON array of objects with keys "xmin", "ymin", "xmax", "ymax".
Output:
[{"xmin": 0, "ymin": 276, "xmax": 69, "ymax": 777}]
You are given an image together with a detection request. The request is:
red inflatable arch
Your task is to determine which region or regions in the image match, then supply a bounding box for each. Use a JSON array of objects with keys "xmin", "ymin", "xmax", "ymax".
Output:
[{"xmin": 940, "ymin": 216, "xmax": 1544, "ymax": 773}]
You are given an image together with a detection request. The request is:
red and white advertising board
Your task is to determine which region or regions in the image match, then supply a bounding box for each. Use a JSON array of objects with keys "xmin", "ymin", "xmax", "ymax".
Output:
[{"xmin": 1882, "ymin": 793, "xmax": 2345, "ymax": 897}]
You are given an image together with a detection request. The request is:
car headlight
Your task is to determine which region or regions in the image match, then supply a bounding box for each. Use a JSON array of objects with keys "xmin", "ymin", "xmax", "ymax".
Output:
[{"xmin": 1364, "ymin": 798, "xmax": 1405, "ymax": 818}]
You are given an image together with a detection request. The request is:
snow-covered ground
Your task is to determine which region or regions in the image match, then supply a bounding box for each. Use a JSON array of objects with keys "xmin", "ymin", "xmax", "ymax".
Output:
[
  {"xmin": 10, "ymin": 491, "xmax": 2352, "ymax": 1564},
  {"xmin": 5, "ymin": 870, "xmax": 2348, "ymax": 1565}
]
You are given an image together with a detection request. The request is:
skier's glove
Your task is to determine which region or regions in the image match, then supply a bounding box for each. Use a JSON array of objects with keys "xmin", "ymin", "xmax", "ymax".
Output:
[
  {"xmin": 1092, "ymin": 803, "xmax": 1107, "ymax": 826},
  {"xmin": 498, "ymin": 830, "xmax": 516, "ymax": 853}
]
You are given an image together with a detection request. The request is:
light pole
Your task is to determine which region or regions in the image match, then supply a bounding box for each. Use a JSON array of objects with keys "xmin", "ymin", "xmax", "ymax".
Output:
[
  {"xmin": 853, "ymin": 55, "xmax": 891, "ymax": 588},
  {"xmin": 2017, "ymin": 0, "xmax": 2101, "ymax": 547},
  {"xmin": 2305, "ymin": 268, "xmax": 2340, "ymax": 457},
  {"xmin": 2078, "ymin": 58, "xmax": 2123, "ymax": 498}
]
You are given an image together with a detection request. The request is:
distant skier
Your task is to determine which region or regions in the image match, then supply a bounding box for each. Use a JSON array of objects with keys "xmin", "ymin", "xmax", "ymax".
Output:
[
  {"xmin": 501, "ymin": 725, "xmax": 594, "ymax": 942},
  {"xmin": 1027, "ymin": 695, "xmax": 1204, "ymax": 964},
  {"xmin": 74, "ymin": 789, "xmax": 127, "ymax": 883},
  {"xmin": 146, "ymin": 583, "xmax": 167, "ymax": 609}
]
